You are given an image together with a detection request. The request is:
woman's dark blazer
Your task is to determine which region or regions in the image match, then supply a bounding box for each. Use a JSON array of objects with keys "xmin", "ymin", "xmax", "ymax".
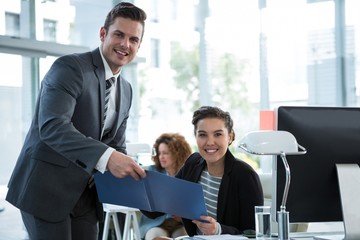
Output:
[
  {"xmin": 176, "ymin": 150, "xmax": 264, "ymax": 236},
  {"xmin": 141, "ymin": 150, "xmax": 264, "ymax": 236}
]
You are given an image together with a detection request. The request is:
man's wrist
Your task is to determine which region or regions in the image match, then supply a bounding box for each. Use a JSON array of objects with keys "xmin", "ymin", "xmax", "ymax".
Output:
[{"xmin": 95, "ymin": 147, "xmax": 115, "ymax": 173}]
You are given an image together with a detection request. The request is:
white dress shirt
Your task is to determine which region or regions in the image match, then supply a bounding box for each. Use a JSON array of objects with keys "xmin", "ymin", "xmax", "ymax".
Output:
[{"xmin": 95, "ymin": 48, "xmax": 121, "ymax": 173}]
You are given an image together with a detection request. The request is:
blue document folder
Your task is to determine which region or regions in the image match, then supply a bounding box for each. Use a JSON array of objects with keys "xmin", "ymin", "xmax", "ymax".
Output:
[{"xmin": 94, "ymin": 170, "xmax": 208, "ymax": 221}]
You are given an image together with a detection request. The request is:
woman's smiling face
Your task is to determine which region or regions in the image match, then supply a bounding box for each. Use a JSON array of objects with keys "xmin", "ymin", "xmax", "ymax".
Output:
[{"xmin": 195, "ymin": 117, "xmax": 233, "ymax": 163}]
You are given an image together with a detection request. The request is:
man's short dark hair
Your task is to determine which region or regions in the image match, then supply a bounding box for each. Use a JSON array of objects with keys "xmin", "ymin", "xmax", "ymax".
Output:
[{"xmin": 104, "ymin": 2, "xmax": 147, "ymax": 39}]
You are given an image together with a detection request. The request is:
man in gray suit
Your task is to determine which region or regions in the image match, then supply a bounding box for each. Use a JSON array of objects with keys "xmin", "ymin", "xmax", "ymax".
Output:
[{"xmin": 6, "ymin": 2, "xmax": 147, "ymax": 239}]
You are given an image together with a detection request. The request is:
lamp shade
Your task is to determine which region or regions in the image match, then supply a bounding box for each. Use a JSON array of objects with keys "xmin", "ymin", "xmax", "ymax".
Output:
[{"xmin": 237, "ymin": 130, "xmax": 300, "ymax": 155}]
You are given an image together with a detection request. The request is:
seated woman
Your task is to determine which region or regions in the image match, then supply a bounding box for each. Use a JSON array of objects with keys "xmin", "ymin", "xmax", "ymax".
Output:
[
  {"xmin": 142, "ymin": 106, "xmax": 264, "ymax": 237},
  {"xmin": 139, "ymin": 133, "xmax": 192, "ymax": 240}
]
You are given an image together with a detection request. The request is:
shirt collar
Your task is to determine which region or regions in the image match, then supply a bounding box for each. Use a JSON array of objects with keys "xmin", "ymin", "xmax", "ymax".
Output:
[{"xmin": 99, "ymin": 46, "xmax": 121, "ymax": 80}]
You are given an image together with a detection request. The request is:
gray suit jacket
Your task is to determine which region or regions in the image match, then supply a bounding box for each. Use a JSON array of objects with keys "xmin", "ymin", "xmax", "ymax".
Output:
[{"xmin": 6, "ymin": 48, "xmax": 132, "ymax": 222}]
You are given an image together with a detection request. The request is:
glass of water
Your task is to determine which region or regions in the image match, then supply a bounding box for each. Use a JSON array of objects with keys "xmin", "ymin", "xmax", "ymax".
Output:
[{"xmin": 255, "ymin": 206, "xmax": 271, "ymax": 239}]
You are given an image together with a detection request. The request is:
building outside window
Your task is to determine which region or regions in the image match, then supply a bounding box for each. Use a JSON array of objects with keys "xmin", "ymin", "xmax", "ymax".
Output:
[
  {"xmin": 150, "ymin": 38, "xmax": 160, "ymax": 68},
  {"xmin": 5, "ymin": 12, "xmax": 20, "ymax": 37},
  {"xmin": 43, "ymin": 19, "xmax": 57, "ymax": 42}
]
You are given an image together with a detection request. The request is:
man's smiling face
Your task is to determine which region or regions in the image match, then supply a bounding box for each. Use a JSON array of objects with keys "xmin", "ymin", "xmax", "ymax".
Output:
[{"xmin": 100, "ymin": 16, "xmax": 143, "ymax": 74}]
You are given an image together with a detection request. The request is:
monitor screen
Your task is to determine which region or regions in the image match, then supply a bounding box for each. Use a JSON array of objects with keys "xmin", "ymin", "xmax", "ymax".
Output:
[{"xmin": 273, "ymin": 106, "xmax": 360, "ymax": 223}]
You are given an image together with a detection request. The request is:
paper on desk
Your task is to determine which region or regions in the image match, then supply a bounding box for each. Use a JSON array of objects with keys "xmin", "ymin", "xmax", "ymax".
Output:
[
  {"xmin": 189, "ymin": 234, "xmax": 248, "ymax": 239},
  {"xmin": 94, "ymin": 170, "xmax": 208, "ymax": 221}
]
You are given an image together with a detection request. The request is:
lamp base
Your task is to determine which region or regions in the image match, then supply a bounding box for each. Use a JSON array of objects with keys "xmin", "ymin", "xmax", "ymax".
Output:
[{"xmin": 278, "ymin": 209, "xmax": 290, "ymax": 240}]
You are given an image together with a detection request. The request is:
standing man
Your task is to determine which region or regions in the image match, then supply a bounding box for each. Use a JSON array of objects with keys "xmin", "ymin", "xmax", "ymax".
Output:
[{"xmin": 6, "ymin": 2, "xmax": 147, "ymax": 240}]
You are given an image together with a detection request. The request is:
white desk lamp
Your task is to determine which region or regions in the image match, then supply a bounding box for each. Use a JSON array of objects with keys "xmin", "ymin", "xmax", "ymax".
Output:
[{"xmin": 237, "ymin": 130, "xmax": 306, "ymax": 240}]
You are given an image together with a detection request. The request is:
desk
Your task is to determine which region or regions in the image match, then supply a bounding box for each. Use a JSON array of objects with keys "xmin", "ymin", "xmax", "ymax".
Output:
[
  {"xmin": 181, "ymin": 235, "xmax": 247, "ymax": 239},
  {"xmin": 181, "ymin": 232, "xmax": 344, "ymax": 240},
  {"xmin": 102, "ymin": 204, "xmax": 141, "ymax": 240}
]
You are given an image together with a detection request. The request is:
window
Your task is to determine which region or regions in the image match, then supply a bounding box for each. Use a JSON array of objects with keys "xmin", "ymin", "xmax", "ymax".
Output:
[
  {"xmin": 0, "ymin": 53, "xmax": 30, "ymax": 184},
  {"xmin": 170, "ymin": 0, "xmax": 178, "ymax": 21},
  {"xmin": 5, "ymin": 12, "xmax": 20, "ymax": 37},
  {"xmin": 150, "ymin": 0, "xmax": 159, "ymax": 23},
  {"xmin": 43, "ymin": 19, "xmax": 57, "ymax": 42},
  {"xmin": 150, "ymin": 38, "xmax": 160, "ymax": 68},
  {"xmin": 1, "ymin": 0, "xmax": 360, "ymax": 181}
]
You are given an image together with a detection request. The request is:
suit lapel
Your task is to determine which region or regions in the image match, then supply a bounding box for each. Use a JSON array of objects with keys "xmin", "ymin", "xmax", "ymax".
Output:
[{"xmin": 91, "ymin": 48, "xmax": 107, "ymax": 138}]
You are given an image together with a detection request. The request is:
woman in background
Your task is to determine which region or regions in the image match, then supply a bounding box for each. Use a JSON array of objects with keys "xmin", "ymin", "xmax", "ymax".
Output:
[{"xmin": 139, "ymin": 133, "xmax": 192, "ymax": 240}]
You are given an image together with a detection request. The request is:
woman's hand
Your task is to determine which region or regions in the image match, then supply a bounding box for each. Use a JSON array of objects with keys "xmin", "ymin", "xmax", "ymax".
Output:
[
  {"xmin": 192, "ymin": 215, "xmax": 218, "ymax": 235},
  {"xmin": 172, "ymin": 215, "xmax": 183, "ymax": 222}
]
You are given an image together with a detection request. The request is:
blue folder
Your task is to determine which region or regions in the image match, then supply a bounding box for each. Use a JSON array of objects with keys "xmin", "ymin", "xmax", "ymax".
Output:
[{"xmin": 94, "ymin": 170, "xmax": 208, "ymax": 221}]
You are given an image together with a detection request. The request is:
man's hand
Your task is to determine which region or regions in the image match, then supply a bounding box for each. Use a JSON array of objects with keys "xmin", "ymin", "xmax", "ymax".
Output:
[{"xmin": 107, "ymin": 151, "xmax": 146, "ymax": 180}]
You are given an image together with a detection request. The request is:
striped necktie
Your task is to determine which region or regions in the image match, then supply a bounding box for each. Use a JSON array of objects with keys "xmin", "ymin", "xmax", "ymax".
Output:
[{"xmin": 103, "ymin": 77, "xmax": 115, "ymax": 129}]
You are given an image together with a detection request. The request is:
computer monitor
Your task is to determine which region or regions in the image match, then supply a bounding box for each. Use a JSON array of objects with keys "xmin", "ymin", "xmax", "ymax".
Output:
[{"xmin": 272, "ymin": 106, "xmax": 360, "ymax": 238}]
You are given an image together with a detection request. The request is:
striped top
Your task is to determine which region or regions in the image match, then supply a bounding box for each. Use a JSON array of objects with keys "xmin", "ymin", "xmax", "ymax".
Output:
[{"xmin": 198, "ymin": 169, "xmax": 222, "ymax": 219}]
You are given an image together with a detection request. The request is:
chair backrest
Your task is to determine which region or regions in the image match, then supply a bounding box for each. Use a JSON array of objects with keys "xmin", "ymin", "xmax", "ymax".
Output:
[{"xmin": 258, "ymin": 173, "xmax": 272, "ymax": 200}]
